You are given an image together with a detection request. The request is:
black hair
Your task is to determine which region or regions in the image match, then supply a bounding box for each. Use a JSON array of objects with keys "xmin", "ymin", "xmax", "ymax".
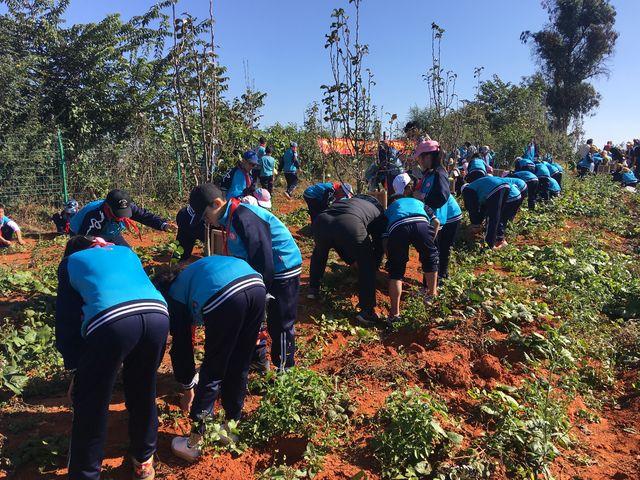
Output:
[
  {"xmin": 469, "ymin": 152, "xmax": 481, "ymax": 160},
  {"xmin": 63, "ymin": 235, "xmax": 96, "ymax": 258},
  {"xmin": 152, "ymin": 263, "xmax": 188, "ymax": 295},
  {"xmin": 265, "ymin": 146, "xmax": 272, "ymax": 154},
  {"xmin": 259, "ymin": 136, "xmax": 266, "ymax": 144},
  {"xmin": 465, "ymin": 170, "xmax": 486, "ymax": 183},
  {"xmin": 425, "ymin": 149, "xmax": 443, "ymax": 169},
  {"xmin": 0, "ymin": 203, "xmax": 4, "ymax": 210},
  {"xmin": 587, "ymin": 139, "xmax": 593, "ymax": 144},
  {"xmin": 403, "ymin": 121, "xmax": 419, "ymax": 134},
  {"xmin": 464, "ymin": 142, "xmax": 472, "ymax": 148}
]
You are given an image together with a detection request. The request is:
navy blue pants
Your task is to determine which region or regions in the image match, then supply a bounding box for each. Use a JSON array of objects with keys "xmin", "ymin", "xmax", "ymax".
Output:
[
  {"xmin": 552, "ymin": 172, "xmax": 562, "ymax": 190},
  {"xmin": 303, "ymin": 196, "xmax": 327, "ymax": 223},
  {"xmin": 0, "ymin": 224, "xmax": 14, "ymax": 246},
  {"xmin": 436, "ymin": 220, "xmax": 460, "ymax": 279},
  {"xmin": 524, "ymin": 179, "xmax": 538, "ymax": 210},
  {"xmin": 190, "ymin": 286, "xmax": 265, "ymax": 427},
  {"xmin": 497, "ymin": 198, "xmax": 523, "ymax": 242},
  {"xmin": 264, "ymin": 275, "xmax": 299, "ymax": 370},
  {"xmin": 387, "ymin": 221, "xmax": 438, "ymax": 280},
  {"xmin": 260, "ymin": 175, "xmax": 274, "ymax": 194},
  {"xmin": 68, "ymin": 312, "xmax": 169, "ymax": 480},
  {"xmin": 537, "ymin": 177, "xmax": 551, "ymax": 201},
  {"xmin": 285, "ymin": 173, "xmax": 299, "ymax": 195},
  {"xmin": 463, "ymin": 188, "xmax": 508, "ymax": 248}
]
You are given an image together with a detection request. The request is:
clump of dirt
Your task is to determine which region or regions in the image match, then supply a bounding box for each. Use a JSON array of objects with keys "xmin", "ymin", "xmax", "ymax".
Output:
[
  {"xmin": 422, "ymin": 347, "xmax": 473, "ymax": 389},
  {"xmin": 474, "ymin": 354, "xmax": 503, "ymax": 380}
]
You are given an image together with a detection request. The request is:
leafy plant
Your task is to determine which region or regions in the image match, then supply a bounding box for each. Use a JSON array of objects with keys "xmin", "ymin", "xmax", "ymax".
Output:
[{"xmin": 371, "ymin": 388, "xmax": 463, "ymax": 479}]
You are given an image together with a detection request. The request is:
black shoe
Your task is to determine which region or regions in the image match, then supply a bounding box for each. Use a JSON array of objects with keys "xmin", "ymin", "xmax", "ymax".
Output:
[
  {"xmin": 306, "ymin": 287, "xmax": 320, "ymax": 300},
  {"xmin": 355, "ymin": 311, "xmax": 379, "ymax": 327},
  {"xmin": 250, "ymin": 358, "xmax": 270, "ymax": 374},
  {"xmin": 382, "ymin": 314, "xmax": 401, "ymax": 331}
]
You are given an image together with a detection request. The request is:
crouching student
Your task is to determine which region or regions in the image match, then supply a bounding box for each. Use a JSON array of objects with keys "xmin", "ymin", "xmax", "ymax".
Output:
[
  {"xmin": 70, "ymin": 189, "xmax": 176, "ymax": 246},
  {"xmin": 308, "ymin": 195, "xmax": 387, "ymax": 326},
  {"xmin": 509, "ymin": 168, "xmax": 539, "ymax": 210},
  {"xmin": 154, "ymin": 256, "xmax": 266, "ymax": 462},
  {"xmin": 52, "ymin": 199, "xmax": 79, "ymax": 234},
  {"xmin": 543, "ymin": 154, "xmax": 564, "ymax": 190},
  {"xmin": 534, "ymin": 161, "xmax": 553, "ymax": 201},
  {"xmin": 302, "ymin": 181, "xmax": 353, "ymax": 222},
  {"xmin": 496, "ymin": 177, "xmax": 526, "ymax": 249},
  {"xmin": 188, "ymin": 184, "xmax": 302, "ymax": 371},
  {"xmin": 612, "ymin": 164, "xmax": 639, "ymax": 188},
  {"xmin": 385, "ymin": 173, "xmax": 440, "ymax": 327},
  {"xmin": 55, "ymin": 236, "xmax": 169, "ymax": 480},
  {"xmin": 0, "ymin": 203, "xmax": 25, "ymax": 247},
  {"xmin": 462, "ymin": 175, "xmax": 511, "ymax": 249}
]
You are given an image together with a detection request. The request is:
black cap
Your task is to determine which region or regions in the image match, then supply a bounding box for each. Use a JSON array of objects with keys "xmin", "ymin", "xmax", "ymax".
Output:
[
  {"xmin": 189, "ymin": 183, "xmax": 222, "ymax": 217},
  {"xmin": 105, "ymin": 189, "xmax": 133, "ymax": 218}
]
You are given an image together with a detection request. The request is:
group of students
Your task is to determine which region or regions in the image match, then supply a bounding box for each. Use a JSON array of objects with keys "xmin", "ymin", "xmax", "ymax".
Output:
[
  {"xmin": 576, "ymin": 138, "xmax": 640, "ymax": 188},
  {"xmin": 221, "ymin": 138, "xmax": 301, "ymax": 200},
  {"xmin": 12, "ymin": 133, "xmax": 567, "ymax": 479}
]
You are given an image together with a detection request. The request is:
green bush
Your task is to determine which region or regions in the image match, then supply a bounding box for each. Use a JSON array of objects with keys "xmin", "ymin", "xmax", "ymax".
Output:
[{"xmin": 371, "ymin": 388, "xmax": 463, "ymax": 479}]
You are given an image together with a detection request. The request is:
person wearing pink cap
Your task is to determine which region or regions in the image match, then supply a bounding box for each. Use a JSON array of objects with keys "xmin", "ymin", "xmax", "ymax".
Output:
[{"xmin": 412, "ymin": 140, "xmax": 462, "ymax": 283}]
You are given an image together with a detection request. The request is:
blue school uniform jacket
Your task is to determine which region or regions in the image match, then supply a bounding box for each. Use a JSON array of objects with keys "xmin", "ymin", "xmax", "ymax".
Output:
[
  {"xmin": 175, "ymin": 205, "xmax": 205, "ymax": 260},
  {"xmin": 55, "ymin": 245, "xmax": 168, "ymax": 369},
  {"xmin": 168, "ymin": 256, "xmax": 264, "ymax": 325},
  {"xmin": 218, "ymin": 202, "xmax": 302, "ymax": 288},
  {"xmin": 260, "ymin": 155, "xmax": 276, "ymax": 177},
  {"xmin": 463, "ymin": 176, "xmax": 511, "ymax": 205},
  {"xmin": 511, "ymin": 170, "xmax": 538, "ymax": 183},
  {"xmin": 534, "ymin": 162, "xmax": 551, "ymax": 179},
  {"xmin": 548, "ymin": 178, "xmax": 561, "ymax": 193},
  {"xmin": 304, "ymin": 182, "xmax": 335, "ymax": 201},
  {"xmin": 501, "ymin": 177, "xmax": 527, "ymax": 201},
  {"xmin": 69, "ymin": 200, "xmax": 167, "ymax": 240},
  {"xmin": 467, "ymin": 159, "xmax": 488, "ymax": 175},
  {"xmin": 577, "ymin": 155, "xmax": 594, "ymax": 170},
  {"xmin": 620, "ymin": 170, "xmax": 639, "ymax": 185},
  {"xmin": 221, "ymin": 166, "xmax": 254, "ymax": 200},
  {"xmin": 384, "ymin": 197, "xmax": 436, "ymax": 236},
  {"xmin": 282, "ymin": 148, "xmax": 299, "ymax": 173},
  {"xmin": 515, "ymin": 157, "xmax": 536, "ymax": 172}
]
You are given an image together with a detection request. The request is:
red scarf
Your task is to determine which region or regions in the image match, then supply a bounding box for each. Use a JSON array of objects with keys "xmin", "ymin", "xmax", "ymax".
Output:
[
  {"xmin": 103, "ymin": 204, "xmax": 141, "ymax": 240},
  {"xmin": 223, "ymin": 198, "xmax": 242, "ymax": 255}
]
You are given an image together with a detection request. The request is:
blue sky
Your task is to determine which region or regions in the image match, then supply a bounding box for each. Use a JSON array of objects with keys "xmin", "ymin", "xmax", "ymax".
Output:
[{"xmin": 17, "ymin": 1, "xmax": 640, "ymax": 145}]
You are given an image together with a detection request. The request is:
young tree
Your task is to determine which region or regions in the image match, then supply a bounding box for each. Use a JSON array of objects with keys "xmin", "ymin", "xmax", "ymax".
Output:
[
  {"xmin": 321, "ymin": 0, "xmax": 377, "ymax": 192},
  {"xmin": 521, "ymin": 0, "xmax": 618, "ymax": 132}
]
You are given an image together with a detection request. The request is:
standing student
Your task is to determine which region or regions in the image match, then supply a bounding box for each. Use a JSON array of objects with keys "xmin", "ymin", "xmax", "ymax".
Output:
[
  {"xmin": 154, "ymin": 256, "xmax": 266, "ymax": 462},
  {"xmin": 302, "ymin": 181, "xmax": 353, "ymax": 222},
  {"xmin": 281, "ymin": 142, "xmax": 300, "ymax": 198},
  {"xmin": 496, "ymin": 177, "xmax": 526, "ymax": 248},
  {"xmin": 413, "ymin": 140, "xmax": 462, "ymax": 282},
  {"xmin": 524, "ymin": 139, "xmax": 539, "ymax": 160},
  {"xmin": 55, "ymin": 236, "xmax": 169, "ymax": 480},
  {"xmin": 259, "ymin": 146, "xmax": 276, "ymax": 194},
  {"xmin": 221, "ymin": 151, "xmax": 259, "ymax": 200},
  {"xmin": 385, "ymin": 173, "xmax": 440, "ymax": 327},
  {"xmin": 509, "ymin": 168, "xmax": 539, "ymax": 210},
  {"xmin": 0, "ymin": 203, "xmax": 26, "ymax": 248},
  {"xmin": 308, "ymin": 195, "xmax": 387, "ymax": 326},
  {"xmin": 461, "ymin": 175, "xmax": 511, "ymax": 248},
  {"xmin": 188, "ymin": 184, "xmax": 302, "ymax": 371},
  {"xmin": 69, "ymin": 189, "xmax": 175, "ymax": 247}
]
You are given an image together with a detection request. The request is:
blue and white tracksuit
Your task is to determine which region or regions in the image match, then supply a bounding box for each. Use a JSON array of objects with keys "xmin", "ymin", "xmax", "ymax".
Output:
[
  {"xmin": 167, "ymin": 256, "xmax": 266, "ymax": 425},
  {"xmin": 418, "ymin": 167, "xmax": 462, "ymax": 279},
  {"xmin": 384, "ymin": 197, "xmax": 438, "ymax": 280},
  {"xmin": 510, "ymin": 170, "xmax": 539, "ymax": 210},
  {"xmin": 498, "ymin": 178, "xmax": 525, "ymax": 241},
  {"xmin": 303, "ymin": 182, "xmax": 338, "ymax": 222},
  {"xmin": 218, "ymin": 202, "xmax": 302, "ymax": 370},
  {"xmin": 221, "ymin": 166, "xmax": 255, "ymax": 200},
  {"xmin": 175, "ymin": 204, "xmax": 206, "ymax": 260},
  {"xmin": 462, "ymin": 176, "xmax": 511, "ymax": 248},
  {"xmin": 282, "ymin": 148, "xmax": 300, "ymax": 195},
  {"xmin": 69, "ymin": 200, "xmax": 168, "ymax": 246},
  {"xmin": 56, "ymin": 245, "xmax": 169, "ymax": 480},
  {"xmin": 0, "ymin": 215, "xmax": 19, "ymax": 245}
]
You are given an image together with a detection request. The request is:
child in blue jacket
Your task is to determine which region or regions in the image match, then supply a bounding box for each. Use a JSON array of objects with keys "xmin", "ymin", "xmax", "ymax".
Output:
[
  {"xmin": 55, "ymin": 236, "xmax": 169, "ymax": 480},
  {"xmin": 70, "ymin": 189, "xmax": 175, "ymax": 246},
  {"xmin": 497, "ymin": 177, "xmax": 526, "ymax": 248},
  {"xmin": 461, "ymin": 175, "xmax": 512, "ymax": 248},
  {"xmin": 281, "ymin": 142, "xmax": 301, "ymax": 198},
  {"xmin": 303, "ymin": 181, "xmax": 353, "ymax": 222},
  {"xmin": 509, "ymin": 168, "xmax": 539, "ymax": 210},
  {"xmin": 259, "ymin": 146, "xmax": 276, "ymax": 193},
  {"xmin": 188, "ymin": 183, "xmax": 302, "ymax": 371},
  {"xmin": 154, "ymin": 256, "xmax": 266, "ymax": 463},
  {"xmin": 385, "ymin": 173, "xmax": 440, "ymax": 326},
  {"xmin": 220, "ymin": 151, "xmax": 259, "ymax": 200}
]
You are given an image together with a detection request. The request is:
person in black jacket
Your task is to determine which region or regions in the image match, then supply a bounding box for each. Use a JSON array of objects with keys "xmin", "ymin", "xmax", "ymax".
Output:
[
  {"xmin": 308, "ymin": 195, "xmax": 387, "ymax": 326},
  {"xmin": 69, "ymin": 189, "xmax": 176, "ymax": 247},
  {"xmin": 175, "ymin": 204, "xmax": 206, "ymax": 261}
]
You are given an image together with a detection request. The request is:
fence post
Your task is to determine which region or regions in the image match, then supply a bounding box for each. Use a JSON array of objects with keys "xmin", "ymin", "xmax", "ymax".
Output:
[
  {"xmin": 57, "ymin": 129, "xmax": 69, "ymax": 202},
  {"xmin": 173, "ymin": 130, "xmax": 183, "ymax": 197}
]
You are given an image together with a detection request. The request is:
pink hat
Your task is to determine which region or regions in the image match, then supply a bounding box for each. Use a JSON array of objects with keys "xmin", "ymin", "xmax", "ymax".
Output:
[
  {"xmin": 413, "ymin": 140, "xmax": 440, "ymax": 159},
  {"xmin": 253, "ymin": 188, "xmax": 272, "ymax": 209}
]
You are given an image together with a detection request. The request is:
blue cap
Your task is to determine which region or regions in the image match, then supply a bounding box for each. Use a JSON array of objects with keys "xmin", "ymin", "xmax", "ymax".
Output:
[
  {"xmin": 290, "ymin": 142, "xmax": 298, "ymax": 148},
  {"xmin": 243, "ymin": 150, "xmax": 259, "ymax": 164}
]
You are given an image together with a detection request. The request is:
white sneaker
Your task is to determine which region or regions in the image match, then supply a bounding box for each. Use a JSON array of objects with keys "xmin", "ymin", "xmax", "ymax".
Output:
[{"xmin": 171, "ymin": 433, "xmax": 202, "ymax": 463}]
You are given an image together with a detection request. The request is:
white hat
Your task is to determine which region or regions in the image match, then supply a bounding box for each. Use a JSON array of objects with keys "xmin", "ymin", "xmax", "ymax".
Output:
[
  {"xmin": 392, "ymin": 173, "xmax": 412, "ymax": 194},
  {"xmin": 253, "ymin": 188, "xmax": 272, "ymax": 209},
  {"xmin": 241, "ymin": 195, "xmax": 258, "ymax": 206}
]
